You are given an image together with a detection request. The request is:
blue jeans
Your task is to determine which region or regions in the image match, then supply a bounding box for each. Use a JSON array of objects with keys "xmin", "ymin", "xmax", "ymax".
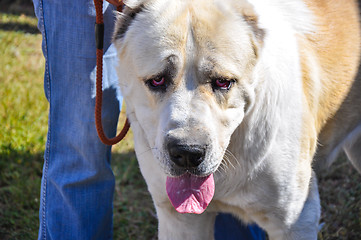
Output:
[{"xmin": 33, "ymin": 0, "xmax": 265, "ymax": 239}]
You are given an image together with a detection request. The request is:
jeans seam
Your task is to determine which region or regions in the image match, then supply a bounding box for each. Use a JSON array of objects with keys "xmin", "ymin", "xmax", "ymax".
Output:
[{"xmin": 39, "ymin": 0, "xmax": 50, "ymax": 239}]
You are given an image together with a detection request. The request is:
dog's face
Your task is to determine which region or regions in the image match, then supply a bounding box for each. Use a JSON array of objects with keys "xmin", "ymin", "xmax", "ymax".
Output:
[{"xmin": 114, "ymin": 0, "xmax": 263, "ymax": 178}]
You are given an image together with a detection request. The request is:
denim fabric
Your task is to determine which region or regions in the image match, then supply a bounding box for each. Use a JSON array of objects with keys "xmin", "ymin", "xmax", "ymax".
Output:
[
  {"xmin": 33, "ymin": 0, "xmax": 265, "ymax": 239},
  {"xmin": 34, "ymin": 1, "xmax": 120, "ymax": 239},
  {"xmin": 215, "ymin": 213, "xmax": 266, "ymax": 240}
]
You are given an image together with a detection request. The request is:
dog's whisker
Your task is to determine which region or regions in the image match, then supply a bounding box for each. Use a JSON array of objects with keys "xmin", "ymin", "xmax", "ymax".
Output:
[
  {"xmin": 222, "ymin": 150, "xmax": 239, "ymax": 170},
  {"xmin": 137, "ymin": 147, "xmax": 157, "ymax": 157},
  {"xmin": 219, "ymin": 158, "xmax": 228, "ymax": 171},
  {"xmin": 224, "ymin": 156, "xmax": 236, "ymax": 170},
  {"xmin": 225, "ymin": 150, "xmax": 241, "ymax": 167},
  {"xmin": 216, "ymin": 161, "xmax": 227, "ymax": 177},
  {"xmin": 225, "ymin": 149, "xmax": 239, "ymax": 163}
]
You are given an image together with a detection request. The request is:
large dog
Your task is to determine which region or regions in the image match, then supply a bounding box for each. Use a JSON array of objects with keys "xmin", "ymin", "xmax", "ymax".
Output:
[{"xmin": 112, "ymin": 0, "xmax": 361, "ymax": 239}]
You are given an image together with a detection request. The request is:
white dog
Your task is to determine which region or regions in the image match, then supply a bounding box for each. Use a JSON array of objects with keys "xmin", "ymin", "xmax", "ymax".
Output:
[{"xmin": 113, "ymin": 0, "xmax": 361, "ymax": 239}]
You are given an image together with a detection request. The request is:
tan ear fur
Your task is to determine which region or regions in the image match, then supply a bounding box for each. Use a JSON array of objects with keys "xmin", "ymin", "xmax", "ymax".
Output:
[{"xmin": 233, "ymin": 1, "xmax": 265, "ymax": 57}]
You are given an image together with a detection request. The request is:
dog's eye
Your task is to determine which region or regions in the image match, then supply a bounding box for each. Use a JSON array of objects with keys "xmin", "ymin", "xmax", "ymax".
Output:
[
  {"xmin": 146, "ymin": 76, "xmax": 167, "ymax": 90},
  {"xmin": 151, "ymin": 77, "xmax": 165, "ymax": 87},
  {"xmin": 213, "ymin": 79, "xmax": 234, "ymax": 91}
]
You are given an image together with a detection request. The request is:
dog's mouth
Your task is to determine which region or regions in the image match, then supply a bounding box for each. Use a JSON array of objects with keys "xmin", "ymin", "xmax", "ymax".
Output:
[{"xmin": 166, "ymin": 173, "xmax": 215, "ymax": 214}]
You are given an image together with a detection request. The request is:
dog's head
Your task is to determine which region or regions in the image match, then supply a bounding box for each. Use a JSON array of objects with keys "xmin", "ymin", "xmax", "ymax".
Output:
[{"xmin": 114, "ymin": 0, "xmax": 264, "ymax": 177}]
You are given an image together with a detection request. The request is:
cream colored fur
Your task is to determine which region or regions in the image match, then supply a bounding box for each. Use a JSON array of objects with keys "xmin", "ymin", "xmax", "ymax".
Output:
[{"xmin": 113, "ymin": 0, "xmax": 361, "ymax": 239}]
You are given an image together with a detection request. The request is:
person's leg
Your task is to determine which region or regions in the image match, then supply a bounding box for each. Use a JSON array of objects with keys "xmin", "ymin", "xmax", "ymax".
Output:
[
  {"xmin": 215, "ymin": 213, "xmax": 266, "ymax": 240},
  {"xmin": 33, "ymin": 1, "xmax": 120, "ymax": 239}
]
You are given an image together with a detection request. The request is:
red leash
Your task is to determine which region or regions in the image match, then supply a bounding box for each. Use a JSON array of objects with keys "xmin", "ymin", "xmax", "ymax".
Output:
[{"xmin": 94, "ymin": 0, "xmax": 130, "ymax": 145}]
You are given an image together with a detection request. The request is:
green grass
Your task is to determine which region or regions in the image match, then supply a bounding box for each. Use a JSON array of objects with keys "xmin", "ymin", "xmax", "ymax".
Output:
[
  {"xmin": 0, "ymin": 10, "xmax": 360, "ymax": 240},
  {"xmin": 0, "ymin": 12, "xmax": 46, "ymax": 240}
]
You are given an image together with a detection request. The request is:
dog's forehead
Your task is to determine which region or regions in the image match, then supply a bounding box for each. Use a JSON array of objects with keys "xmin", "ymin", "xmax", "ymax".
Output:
[
  {"xmin": 115, "ymin": 0, "xmax": 257, "ymax": 79},
  {"xmin": 144, "ymin": 0, "xmax": 253, "ymax": 43}
]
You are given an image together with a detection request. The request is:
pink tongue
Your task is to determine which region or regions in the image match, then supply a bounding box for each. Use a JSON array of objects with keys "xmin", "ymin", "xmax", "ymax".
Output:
[{"xmin": 166, "ymin": 173, "xmax": 214, "ymax": 214}]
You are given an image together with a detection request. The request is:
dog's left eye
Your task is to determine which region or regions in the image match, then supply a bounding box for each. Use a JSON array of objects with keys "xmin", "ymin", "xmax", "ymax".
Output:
[
  {"xmin": 151, "ymin": 77, "xmax": 165, "ymax": 87},
  {"xmin": 146, "ymin": 76, "xmax": 167, "ymax": 90},
  {"xmin": 213, "ymin": 79, "xmax": 234, "ymax": 90}
]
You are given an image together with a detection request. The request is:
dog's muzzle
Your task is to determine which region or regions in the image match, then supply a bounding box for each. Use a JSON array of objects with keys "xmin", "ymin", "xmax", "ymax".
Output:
[
  {"xmin": 164, "ymin": 129, "xmax": 211, "ymax": 175},
  {"xmin": 167, "ymin": 140, "xmax": 206, "ymax": 169}
]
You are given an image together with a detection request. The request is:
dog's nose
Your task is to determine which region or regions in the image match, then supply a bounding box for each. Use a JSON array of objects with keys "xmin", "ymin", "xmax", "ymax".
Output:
[{"xmin": 167, "ymin": 142, "xmax": 206, "ymax": 168}]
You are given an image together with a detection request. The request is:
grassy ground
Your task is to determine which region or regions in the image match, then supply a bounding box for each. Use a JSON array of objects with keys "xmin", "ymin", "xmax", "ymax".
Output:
[
  {"xmin": 318, "ymin": 156, "xmax": 361, "ymax": 239},
  {"xmin": 0, "ymin": 9, "xmax": 360, "ymax": 240},
  {"xmin": 0, "ymin": 12, "xmax": 46, "ymax": 240}
]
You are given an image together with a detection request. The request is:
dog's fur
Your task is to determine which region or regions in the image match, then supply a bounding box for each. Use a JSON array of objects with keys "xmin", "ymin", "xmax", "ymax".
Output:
[{"xmin": 112, "ymin": 0, "xmax": 361, "ymax": 239}]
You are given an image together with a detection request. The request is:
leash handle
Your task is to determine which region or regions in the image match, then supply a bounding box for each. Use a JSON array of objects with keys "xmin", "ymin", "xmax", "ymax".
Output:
[{"xmin": 94, "ymin": 0, "xmax": 130, "ymax": 145}]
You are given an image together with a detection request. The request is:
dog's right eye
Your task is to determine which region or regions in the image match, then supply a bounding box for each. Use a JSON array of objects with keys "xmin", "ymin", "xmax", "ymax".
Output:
[
  {"xmin": 146, "ymin": 76, "xmax": 167, "ymax": 91},
  {"xmin": 212, "ymin": 78, "xmax": 235, "ymax": 91}
]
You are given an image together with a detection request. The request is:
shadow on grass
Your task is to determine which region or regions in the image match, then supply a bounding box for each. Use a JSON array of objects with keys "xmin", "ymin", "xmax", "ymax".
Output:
[
  {"xmin": 111, "ymin": 152, "xmax": 158, "ymax": 239},
  {"xmin": 0, "ymin": 22, "xmax": 39, "ymax": 34},
  {"xmin": 0, "ymin": 146, "xmax": 157, "ymax": 240},
  {"xmin": 0, "ymin": 2, "xmax": 36, "ymax": 17},
  {"xmin": 317, "ymin": 155, "xmax": 361, "ymax": 240},
  {"xmin": 0, "ymin": 144, "xmax": 43, "ymax": 240},
  {"xmin": 0, "ymin": 2, "xmax": 40, "ymax": 34},
  {"xmin": 0, "ymin": 3, "xmax": 40, "ymax": 35}
]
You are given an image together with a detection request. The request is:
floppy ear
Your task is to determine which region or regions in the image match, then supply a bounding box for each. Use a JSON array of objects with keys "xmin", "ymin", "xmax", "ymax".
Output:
[
  {"xmin": 244, "ymin": 14, "xmax": 265, "ymax": 57},
  {"xmin": 243, "ymin": 13, "xmax": 265, "ymax": 42},
  {"xmin": 113, "ymin": 0, "xmax": 145, "ymax": 41},
  {"xmin": 234, "ymin": 0, "xmax": 265, "ymax": 56}
]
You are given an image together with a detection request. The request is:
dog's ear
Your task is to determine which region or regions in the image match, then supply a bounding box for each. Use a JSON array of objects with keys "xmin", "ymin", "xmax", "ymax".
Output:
[
  {"xmin": 123, "ymin": 0, "xmax": 145, "ymax": 8},
  {"xmin": 243, "ymin": 13, "xmax": 265, "ymax": 43},
  {"xmin": 113, "ymin": 1, "xmax": 145, "ymax": 41},
  {"xmin": 235, "ymin": 1, "xmax": 265, "ymax": 56}
]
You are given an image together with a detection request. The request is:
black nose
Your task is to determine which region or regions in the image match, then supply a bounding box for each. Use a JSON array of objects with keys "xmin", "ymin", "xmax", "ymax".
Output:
[{"xmin": 167, "ymin": 142, "xmax": 206, "ymax": 168}]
